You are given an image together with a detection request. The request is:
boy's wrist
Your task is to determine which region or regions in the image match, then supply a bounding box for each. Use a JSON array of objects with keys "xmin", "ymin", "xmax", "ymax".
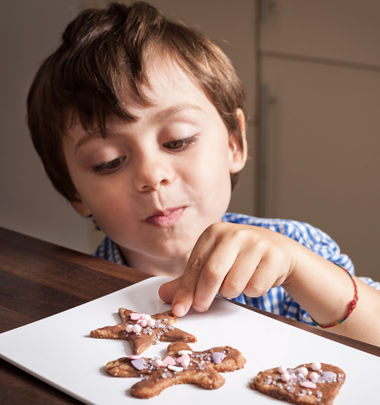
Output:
[{"xmin": 281, "ymin": 237, "xmax": 304, "ymax": 288}]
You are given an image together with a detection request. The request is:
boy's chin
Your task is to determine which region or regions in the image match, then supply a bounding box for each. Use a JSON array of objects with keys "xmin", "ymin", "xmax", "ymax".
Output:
[
  {"xmin": 151, "ymin": 246, "xmax": 191, "ymax": 263},
  {"xmin": 121, "ymin": 242, "xmax": 191, "ymax": 265}
]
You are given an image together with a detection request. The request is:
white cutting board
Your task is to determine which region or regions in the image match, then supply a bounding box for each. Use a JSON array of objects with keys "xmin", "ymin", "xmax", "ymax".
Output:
[{"xmin": 0, "ymin": 276, "xmax": 378, "ymax": 404}]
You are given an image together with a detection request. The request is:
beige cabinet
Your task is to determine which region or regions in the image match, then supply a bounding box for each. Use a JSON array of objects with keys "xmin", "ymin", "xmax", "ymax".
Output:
[
  {"xmin": 259, "ymin": 0, "xmax": 380, "ymax": 279},
  {"xmin": 260, "ymin": 0, "xmax": 380, "ymax": 67}
]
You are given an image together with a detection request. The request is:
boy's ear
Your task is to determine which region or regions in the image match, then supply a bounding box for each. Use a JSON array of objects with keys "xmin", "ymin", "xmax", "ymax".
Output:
[
  {"xmin": 70, "ymin": 198, "xmax": 92, "ymax": 218},
  {"xmin": 228, "ymin": 108, "xmax": 248, "ymax": 174}
]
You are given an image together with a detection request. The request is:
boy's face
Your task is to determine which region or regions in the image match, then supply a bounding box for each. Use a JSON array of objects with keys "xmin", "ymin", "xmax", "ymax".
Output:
[{"xmin": 63, "ymin": 58, "xmax": 246, "ymax": 275}]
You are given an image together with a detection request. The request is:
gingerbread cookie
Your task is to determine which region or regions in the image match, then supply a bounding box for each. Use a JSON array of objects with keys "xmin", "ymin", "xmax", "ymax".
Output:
[
  {"xmin": 250, "ymin": 362, "xmax": 345, "ymax": 404},
  {"xmin": 90, "ymin": 308, "xmax": 196, "ymax": 354},
  {"xmin": 105, "ymin": 342, "xmax": 246, "ymax": 398}
]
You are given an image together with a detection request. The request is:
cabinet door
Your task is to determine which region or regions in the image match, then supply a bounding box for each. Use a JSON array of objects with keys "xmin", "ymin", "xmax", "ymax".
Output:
[
  {"xmin": 260, "ymin": 0, "xmax": 380, "ymax": 67},
  {"xmin": 261, "ymin": 56, "xmax": 380, "ymax": 278}
]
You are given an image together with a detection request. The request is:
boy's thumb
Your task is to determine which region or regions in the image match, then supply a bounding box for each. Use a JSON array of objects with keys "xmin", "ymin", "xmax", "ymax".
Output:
[{"xmin": 158, "ymin": 277, "xmax": 182, "ymax": 304}]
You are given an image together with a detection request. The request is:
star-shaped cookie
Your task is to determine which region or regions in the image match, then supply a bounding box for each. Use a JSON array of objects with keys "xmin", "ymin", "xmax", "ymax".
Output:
[
  {"xmin": 90, "ymin": 308, "xmax": 196, "ymax": 354},
  {"xmin": 105, "ymin": 342, "xmax": 246, "ymax": 398}
]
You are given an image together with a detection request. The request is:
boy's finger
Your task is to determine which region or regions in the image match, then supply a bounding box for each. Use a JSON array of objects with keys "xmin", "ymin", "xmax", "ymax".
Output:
[
  {"xmin": 243, "ymin": 255, "xmax": 279, "ymax": 297},
  {"xmin": 219, "ymin": 249, "xmax": 261, "ymax": 299},
  {"xmin": 192, "ymin": 242, "xmax": 239, "ymax": 312},
  {"xmin": 171, "ymin": 257, "xmax": 203, "ymax": 317},
  {"xmin": 158, "ymin": 277, "xmax": 182, "ymax": 304},
  {"xmin": 169, "ymin": 225, "xmax": 218, "ymax": 317}
]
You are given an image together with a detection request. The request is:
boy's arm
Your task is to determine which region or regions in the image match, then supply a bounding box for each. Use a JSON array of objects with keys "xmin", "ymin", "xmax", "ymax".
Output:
[
  {"xmin": 159, "ymin": 223, "xmax": 380, "ymax": 346},
  {"xmin": 282, "ymin": 244, "xmax": 380, "ymax": 345}
]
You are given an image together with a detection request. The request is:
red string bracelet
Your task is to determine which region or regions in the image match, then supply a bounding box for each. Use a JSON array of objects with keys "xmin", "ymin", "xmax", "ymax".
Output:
[{"xmin": 312, "ymin": 264, "xmax": 359, "ymax": 329}]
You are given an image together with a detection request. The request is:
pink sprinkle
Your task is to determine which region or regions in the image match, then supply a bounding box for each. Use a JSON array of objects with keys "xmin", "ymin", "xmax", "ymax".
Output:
[
  {"xmin": 298, "ymin": 367, "xmax": 308, "ymax": 377},
  {"xmin": 131, "ymin": 358, "xmax": 146, "ymax": 371},
  {"xmin": 212, "ymin": 352, "xmax": 226, "ymax": 364},
  {"xmin": 126, "ymin": 324, "xmax": 134, "ymax": 333},
  {"xmin": 321, "ymin": 371, "xmax": 337, "ymax": 382},
  {"xmin": 300, "ymin": 380, "xmax": 317, "ymax": 389},
  {"xmin": 161, "ymin": 356, "xmax": 176, "ymax": 367},
  {"xmin": 281, "ymin": 372, "xmax": 291, "ymax": 382},
  {"xmin": 168, "ymin": 365, "xmax": 183, "ymax": 373},
  {"xmin": 148, "ymin": 319, "xmax": 156, "ymax": 327},
  {"xmin": 310, "ymin": 372, "xmax": 319, "ymax": 382},
  {"xmin": 153, "ymin": 359, "xmax": 163, "ymax": 367},
  {"xmin": 176, "ymin": 354, "xmax": 191, "ymax": 368},
  {"xmin": 133, "ymin": 324, "xmax": 142, "ymax": 333},
  {"xmin": 130, "ymin": 313, "xmax": 143, "ymax": 321}
]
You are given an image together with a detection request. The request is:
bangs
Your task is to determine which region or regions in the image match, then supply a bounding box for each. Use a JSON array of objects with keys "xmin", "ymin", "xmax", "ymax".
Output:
[
  {"xmin": 58, "ymin": 36, "xmax": 152, "ymax": 136},
  {"xmin": 54, "ymin": 3, "xmax": 165, "ymax": 136}
]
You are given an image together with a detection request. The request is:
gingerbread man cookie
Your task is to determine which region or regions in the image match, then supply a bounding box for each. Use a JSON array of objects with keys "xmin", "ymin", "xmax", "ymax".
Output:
[
  {"xmin": 90, "ymin": 308, "xmax": 196, "ymax": 354},
  {"xmin": 105, "ymin": 342, "xmax": 246, "ymax": 398},
  {"xmin": 250, "ymin": 362, "xmax": 345, "ymax": 404}
]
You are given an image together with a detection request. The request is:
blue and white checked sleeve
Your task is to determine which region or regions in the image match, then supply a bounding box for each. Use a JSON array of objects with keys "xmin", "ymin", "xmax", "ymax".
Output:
[{"xmin": 223, "ymin": 213, "xmax": 380, "ymax": 324}]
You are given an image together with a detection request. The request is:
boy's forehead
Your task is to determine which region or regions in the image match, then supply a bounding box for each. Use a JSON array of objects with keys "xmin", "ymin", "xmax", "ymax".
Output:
[
  {"xmin": 140, "ymin": 56, "xmax": 207, "ymax": 106},
  {"xmin": 65, "ymin": 57, "xmax": 214, "ymax": 143},
  {"xmin": 68, "ymin": 102, "xmax": 203, "ymax": 139}
]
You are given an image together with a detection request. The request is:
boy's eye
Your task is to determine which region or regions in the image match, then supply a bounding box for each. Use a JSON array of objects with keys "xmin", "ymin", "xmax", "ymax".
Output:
[
  {"xmin": 93, "ymin": 156, "xmax": 126, "ymax": 174},
  {"xmin": 164, "ymin": 136, "xmax": 196, "ymax": 151}
]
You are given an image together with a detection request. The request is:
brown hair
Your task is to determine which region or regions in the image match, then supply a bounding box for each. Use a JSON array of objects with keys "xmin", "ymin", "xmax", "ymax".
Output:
[{"xmin": 27, "ymin": 1, "xmax": 245, "ymax": 202}]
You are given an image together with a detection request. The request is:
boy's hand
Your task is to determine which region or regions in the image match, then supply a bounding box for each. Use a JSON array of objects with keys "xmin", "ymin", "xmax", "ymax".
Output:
[{"xmin": 159, "ymin": 222, "xmax": 298, "ymax": 317}]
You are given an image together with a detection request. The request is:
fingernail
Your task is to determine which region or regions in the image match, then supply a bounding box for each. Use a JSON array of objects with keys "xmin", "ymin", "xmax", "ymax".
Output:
[
  {"xmin": 192, "ymin": 304, "xmax": 206, "ymax": 313},
  {"xmin": 173, "ymin": 303, "xmax": 186, "ymax": 317}
]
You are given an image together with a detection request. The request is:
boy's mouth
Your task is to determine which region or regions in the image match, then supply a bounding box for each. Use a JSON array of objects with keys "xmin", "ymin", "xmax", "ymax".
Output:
[{"xmin": 145, "ymin": 207, "xmax": 186, "ymax": 228}]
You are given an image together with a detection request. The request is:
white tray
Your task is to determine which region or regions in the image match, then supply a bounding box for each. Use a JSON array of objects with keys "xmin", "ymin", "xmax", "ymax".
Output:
[{"xmin": 0, "ymin": 276, "xmax": 378, "ymax": 404}]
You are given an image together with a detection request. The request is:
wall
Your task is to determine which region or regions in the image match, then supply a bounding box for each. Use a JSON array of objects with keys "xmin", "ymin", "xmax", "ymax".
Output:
[{"xmin": 0, "ymin": 0, "xmax": 95, "ymax": 253}]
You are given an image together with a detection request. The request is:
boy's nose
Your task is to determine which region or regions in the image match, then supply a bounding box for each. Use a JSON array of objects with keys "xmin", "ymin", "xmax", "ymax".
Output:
[{"xmin": 133, "ymin": 158, "xmax": 174, "ymax": 192}]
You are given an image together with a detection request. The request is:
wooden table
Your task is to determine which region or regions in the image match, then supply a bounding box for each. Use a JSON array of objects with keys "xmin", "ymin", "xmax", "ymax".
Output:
[{"xmin": 0, "ymin": 227, "xmax": 379, "ymax": 404}]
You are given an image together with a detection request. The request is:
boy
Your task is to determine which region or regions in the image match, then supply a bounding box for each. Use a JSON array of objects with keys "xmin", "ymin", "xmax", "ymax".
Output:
[{"xmin": 27, "ymin": 2, "xmax": 380, "ymax": 345}]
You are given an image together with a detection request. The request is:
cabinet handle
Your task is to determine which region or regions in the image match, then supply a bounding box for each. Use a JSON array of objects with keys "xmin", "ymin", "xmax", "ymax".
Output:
[{"xmin": 260, "ymin": 0, "xmax": 278, "ymax": 23}]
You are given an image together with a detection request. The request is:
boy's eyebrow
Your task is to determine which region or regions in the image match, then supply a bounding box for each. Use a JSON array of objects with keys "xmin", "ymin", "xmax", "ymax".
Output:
[
  {"xmin": 153, "ymin": 103, "xmax": 203, "ymax": 122},
  {"xmin": 74, "ymin": 103, "xmax": 203, "ymax": 150},
  {"xmin": 74, "ymin": 130, "xmax": 104, "ymax": 151}
]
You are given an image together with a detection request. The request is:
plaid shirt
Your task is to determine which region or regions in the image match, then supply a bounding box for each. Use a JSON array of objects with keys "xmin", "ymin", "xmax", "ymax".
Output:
[{"xmin": 95, "ymin": 212, "xmax": 380, "ymax": 326}]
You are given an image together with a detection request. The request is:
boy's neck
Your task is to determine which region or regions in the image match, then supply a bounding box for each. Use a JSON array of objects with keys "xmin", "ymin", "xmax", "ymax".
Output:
[{"xmin": 119, "ymin": 246, "xmax": 187, "ymax": 278}]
